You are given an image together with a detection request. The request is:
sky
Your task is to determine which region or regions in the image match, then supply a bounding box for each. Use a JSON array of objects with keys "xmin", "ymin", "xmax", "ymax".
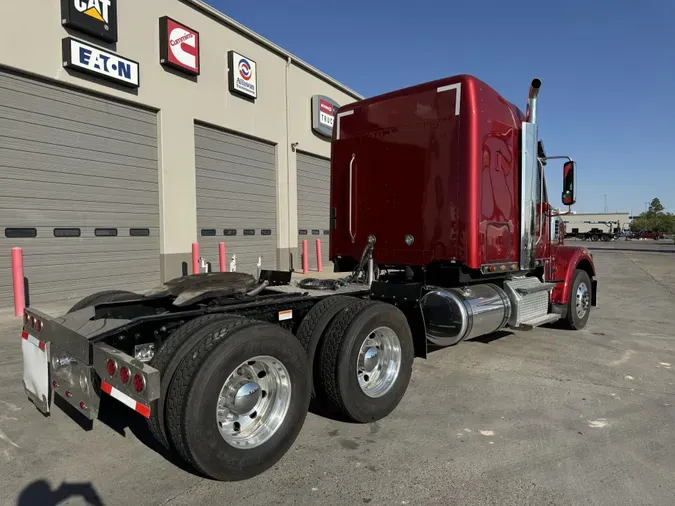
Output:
[{"xmin": 208, "ymin": 0, "xmax": 675, "ymax": 215}]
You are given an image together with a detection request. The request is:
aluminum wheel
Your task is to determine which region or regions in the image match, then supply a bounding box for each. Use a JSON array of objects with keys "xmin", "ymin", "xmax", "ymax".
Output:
[
  {"xmin": 576, "ymin": 282, "xmax": 590, "ymax": 319},
  {"xmin": 216, "ymin": 355, "xmax": 291, "ymax": 449},
  {"xmin": 356, "ymin": 326, "xmax": 402, "ymax": 398}
]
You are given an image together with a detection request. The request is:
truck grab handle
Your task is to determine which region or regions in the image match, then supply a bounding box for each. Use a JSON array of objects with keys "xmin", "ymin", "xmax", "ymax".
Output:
[{"xmin": 349, "ymin": 153, "xmax": 356, "ymax": 243}]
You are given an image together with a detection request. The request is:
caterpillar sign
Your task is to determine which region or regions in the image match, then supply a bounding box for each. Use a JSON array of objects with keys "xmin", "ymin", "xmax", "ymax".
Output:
[{"xmin": 61, "ymin": 0, "xmax": 118, "ymax": 43}]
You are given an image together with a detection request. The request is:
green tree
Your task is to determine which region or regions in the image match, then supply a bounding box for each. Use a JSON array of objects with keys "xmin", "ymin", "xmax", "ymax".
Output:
[
  {"xmin": 648, "ymin": 198, "xmax": 665, "ymax": 214},
  {"xmin": 631, "ymin": 197, "xmax": 675, "ymax": 235}
]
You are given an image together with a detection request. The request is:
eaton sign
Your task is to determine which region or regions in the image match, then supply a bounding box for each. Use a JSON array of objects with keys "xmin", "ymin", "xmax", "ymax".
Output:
[{"xmin": 62, "ymin": 38, "xmax": 139, "ymax": 88}]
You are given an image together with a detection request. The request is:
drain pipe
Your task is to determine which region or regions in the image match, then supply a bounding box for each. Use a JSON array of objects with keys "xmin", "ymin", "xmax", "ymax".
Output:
[{"xmin": 285, "ymin": 56, "xmax": 293, "ymax": 271}]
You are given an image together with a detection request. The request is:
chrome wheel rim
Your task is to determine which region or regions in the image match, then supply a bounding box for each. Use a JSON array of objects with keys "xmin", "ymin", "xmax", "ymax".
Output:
[
  {"xmin": 216, "ymin": 355, "xmax": 291, "ymax": 449},
  {"xmin": 576, "ymin": 282, "xmax": 590, "ymax": 319},
  {"xmin": 357, "ymin": 326, "xmax": 402, "ymax": 398}
]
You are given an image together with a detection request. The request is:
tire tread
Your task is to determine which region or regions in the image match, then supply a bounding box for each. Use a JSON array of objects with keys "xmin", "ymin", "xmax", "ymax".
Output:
[
  {"xmin": 147, "ymin": 314, "xmax": 242, "ymax": 449},
  {"xmin": 317, "ymin": 299, "xmax": 376, "ymax": 417},
  {"xmin": 164, "ymin": 318, "xmax": 258, "ymax": 467}
]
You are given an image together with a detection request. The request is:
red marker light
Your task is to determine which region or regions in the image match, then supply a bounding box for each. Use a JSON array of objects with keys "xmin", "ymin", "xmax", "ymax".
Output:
[
  {"xmin": 133, "ymin": 374, "xmax": 145, "ymax": 393},
  {"xmin": 120, "ymin": 366, "xmax": 130, "ymax": 384},
  {"xmin": 106, "ymin": 359, "xmax": 117, "ymax": 377}
]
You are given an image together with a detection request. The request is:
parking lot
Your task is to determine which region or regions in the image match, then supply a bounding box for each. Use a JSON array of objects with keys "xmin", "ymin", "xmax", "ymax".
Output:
[{"xmin": 0, "ymin": 242, "xmax": 674, "ymax": 506}]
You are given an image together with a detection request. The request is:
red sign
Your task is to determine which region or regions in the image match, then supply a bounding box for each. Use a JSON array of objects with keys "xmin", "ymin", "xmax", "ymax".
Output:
[{"xmin": 160, "ymin": 16, "xmax": 200, "ymax": 76}]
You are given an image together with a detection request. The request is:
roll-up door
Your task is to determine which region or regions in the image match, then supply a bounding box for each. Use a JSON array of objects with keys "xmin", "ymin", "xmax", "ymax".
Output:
[
  {"xmin": 194, "ymin": 124, "xmax": 277, "ymax": 275},
  {"xmin": 296, "ymin": 152, "xmax": 331, "ymax": 271},
  {"xmin": 0, "ymin": 69, "xmax": 160, "ymax": 310}
]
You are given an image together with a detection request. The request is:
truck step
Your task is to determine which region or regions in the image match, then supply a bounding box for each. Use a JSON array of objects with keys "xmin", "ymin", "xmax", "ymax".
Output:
[
  {"xmin": 518, "ymin": 313, "xmax": 560, "ymax": 330},
  {"xmin": 515, "ymin": 282, "xmax": 557, "ymax": 295}
]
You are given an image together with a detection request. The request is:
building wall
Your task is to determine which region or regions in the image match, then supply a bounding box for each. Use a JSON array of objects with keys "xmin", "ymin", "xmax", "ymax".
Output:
[
  {"xmin": 1, "ymin": 0, "xmax": 360, "ymax": 282},
  {"xmin": 563, "ymin": 213, "xmax": 631, "ymax": 234}
]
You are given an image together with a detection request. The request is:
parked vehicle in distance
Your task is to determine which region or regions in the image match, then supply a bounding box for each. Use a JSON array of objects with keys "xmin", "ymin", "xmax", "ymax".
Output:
[
  {"xmin": 21, "ymin": 76, "xmax": 597, "ymax": 482},
  {"xmin": 637, "ymin": 230, "xmax": 665, "ymax": 240}
]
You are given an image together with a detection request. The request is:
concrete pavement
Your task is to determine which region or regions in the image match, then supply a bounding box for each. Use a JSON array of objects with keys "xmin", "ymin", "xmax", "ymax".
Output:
[{"xmin": 0, "ymin": 244, "xmax": 673, "ymax": 505}]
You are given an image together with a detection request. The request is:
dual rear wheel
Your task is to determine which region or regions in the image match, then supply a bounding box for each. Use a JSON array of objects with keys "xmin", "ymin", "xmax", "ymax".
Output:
[
  {"xmin": 149, "ymin": 316, "xmax": 310, "ymax": 481},
  {"xmin": 298, "ymin": 297, "xmax": 415, "ymax": 423}
]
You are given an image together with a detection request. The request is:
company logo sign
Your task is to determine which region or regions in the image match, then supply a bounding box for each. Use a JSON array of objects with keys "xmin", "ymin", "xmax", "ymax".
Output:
[
  {"xmin": 319, "ymin": 99, "xmax": 335, "ymax": 128},
  {"xmin": 62, "ymin": 37, "xmax": 139, "ymax": 88},
  {"xmin": 228, "ymin": 51, "xmax": 257, "ymax": 99},
  {"xmin": 159, "ymin": 16, "xmax": 200, "ymax": 76},
  {"xmin": 311, "ymin": 95, "xmax": 340, "ymax": 137},
  {"xmin": 61, "ymin": 0, "xmax": 118, "ymax": 43},
  {"xmin": 238, "ymin": 59, "xmax": 252, "ymax": 80}
]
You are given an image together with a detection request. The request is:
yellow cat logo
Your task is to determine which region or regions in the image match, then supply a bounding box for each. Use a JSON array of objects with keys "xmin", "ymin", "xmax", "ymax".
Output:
[{"xmin": 74, "ymin": 0, "xmax": 111, "ymax": 24}]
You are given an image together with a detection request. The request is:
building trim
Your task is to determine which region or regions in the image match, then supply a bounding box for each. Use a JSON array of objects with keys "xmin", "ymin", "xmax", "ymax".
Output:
[
  {"xmin": 0, "ymin": 63, "xmax": 159, "ymax": 113},
  {"xmin": 184, "ymin": 0, "xmax": 363, "ymax": 101}
]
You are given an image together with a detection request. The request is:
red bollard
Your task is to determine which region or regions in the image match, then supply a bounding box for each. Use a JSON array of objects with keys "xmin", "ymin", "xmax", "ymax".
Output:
[
  {"xmin": 11, "ymin": 248, "xmax": 25, "ymax": 317},
  {"xmin": 302, "ymin": 240, "xmax": 309, "ymax": 274},
  {"xmin": 192, "ymin": 242, "xmax": 200, "ymax": 274},
  {"xmin": 315, "ymin": 239, "xmax": 323, "ymax": 272},
  {"xmin": 219, "ymin": 242, "xmax": 226, "ymax": 272}
]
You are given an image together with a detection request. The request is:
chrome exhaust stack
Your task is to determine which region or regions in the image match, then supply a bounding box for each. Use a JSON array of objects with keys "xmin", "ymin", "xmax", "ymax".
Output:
[
  {"xmin": 526, "ymin": 78, "xmax": 542, "ymax": 124},
  {"xmin": 520, "ymin": 78, "xmax": 542, "ymax": 271}
]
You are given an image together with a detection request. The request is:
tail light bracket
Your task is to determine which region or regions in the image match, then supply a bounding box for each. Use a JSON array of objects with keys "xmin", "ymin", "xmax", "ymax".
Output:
[{"xmin": 92, "ymin": 344, "xmax": 160, "ymax": 405}]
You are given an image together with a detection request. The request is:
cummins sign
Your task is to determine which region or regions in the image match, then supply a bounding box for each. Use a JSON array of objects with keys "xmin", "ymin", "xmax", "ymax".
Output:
[{"xmin": 159, "ymin": 16, "xmax": 200, "ymax": 76}]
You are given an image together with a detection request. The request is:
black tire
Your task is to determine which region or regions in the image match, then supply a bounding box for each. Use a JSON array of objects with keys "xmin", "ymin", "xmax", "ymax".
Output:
[
  {"xmin": 165, "ymin": 319, "xmax": 310, "ymax": 481},
  {"xmin": 66, "ymin": 290, "xmax": 139, "ymax": 313},
  {"xmin": 317, "ymin": 300, "xmax": 414, "ymax": 423},
  {"xmin": 591, "ymin": 235, "xmax": 599, "ymax": 242},
  {"xmin": 295, "ymin": 295, "xmax": 359, "ymax": 400},
  {"xmin": 147, "ymin": 313, "xmax": 243, "ymax": 451},
  {"xmin": 564, "ymin": 269, "xmax": 592, "ymax": 330}
]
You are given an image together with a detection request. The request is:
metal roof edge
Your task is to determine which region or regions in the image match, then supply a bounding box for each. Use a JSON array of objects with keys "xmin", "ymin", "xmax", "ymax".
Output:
[{"xmin": 184, "ymin": 0, "xmax": 364, "ymax": 101}]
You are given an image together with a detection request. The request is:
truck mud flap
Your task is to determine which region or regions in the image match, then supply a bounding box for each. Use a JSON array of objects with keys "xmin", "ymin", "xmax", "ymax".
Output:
[{"xmin": 370, "ymin": 281, "xmax": 427, "ymax": 359}]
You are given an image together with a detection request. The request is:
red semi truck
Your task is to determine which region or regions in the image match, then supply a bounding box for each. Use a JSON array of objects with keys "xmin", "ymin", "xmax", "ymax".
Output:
[{"xmin": 20, "ymin": 75, "xmax": 596, "ymax": 481}]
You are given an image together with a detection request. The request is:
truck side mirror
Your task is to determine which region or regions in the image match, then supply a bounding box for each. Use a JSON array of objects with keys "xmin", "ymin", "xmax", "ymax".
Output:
[{"xmin": 561, "ymin": 161, "xmax": 576, "ymax": 206}]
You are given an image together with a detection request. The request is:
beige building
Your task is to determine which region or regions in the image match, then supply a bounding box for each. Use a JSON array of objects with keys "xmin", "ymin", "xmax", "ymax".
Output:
[
  {"xmin": 0, "ymin": 0, "xmax": 362, "ymax": 310},
  {"xmin": 563, "ymin": 213, "xmax": 632, "ymax": 235}
]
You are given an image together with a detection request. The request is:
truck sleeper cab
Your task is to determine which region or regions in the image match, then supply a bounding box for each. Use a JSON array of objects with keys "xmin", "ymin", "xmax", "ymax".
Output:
[{"xmin": 20, "ymin": 76, "xmax": 596, "ymax": 483}]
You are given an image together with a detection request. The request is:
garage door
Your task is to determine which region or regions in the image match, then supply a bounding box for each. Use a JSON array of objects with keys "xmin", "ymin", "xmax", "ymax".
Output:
[
  {"xmin": 195, "ymin": 124, "xmax": 277, "ymax": 275},
  {"xmin": 0, "ymin": 69, "xmax": 160, "ymax": 311},
  {"xmin": 297, "ymin": 152, "xmax": 331, "ymax": 271}
]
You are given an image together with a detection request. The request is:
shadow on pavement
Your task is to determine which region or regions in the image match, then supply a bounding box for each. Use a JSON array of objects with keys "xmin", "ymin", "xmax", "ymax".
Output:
[
  {"xmin": 17, "ymin": 480, "xmax": 104, "ymax": 506},
  {"xmin": 94, "ymin": 395, "xmax": 201, "ymax": 477},
  {"xmin": 54, "ymin": 393, "xmax": 200, "ymax": 478},
  {"xmin": 586, "ymin": 247, "xmax": 675, "ymax": 254}
]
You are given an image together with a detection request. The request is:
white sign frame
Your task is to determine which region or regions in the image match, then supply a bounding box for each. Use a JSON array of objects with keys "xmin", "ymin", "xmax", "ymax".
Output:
[{"xmin": 62, "ymin": 37, "xmax": 140, "ymax": 88}]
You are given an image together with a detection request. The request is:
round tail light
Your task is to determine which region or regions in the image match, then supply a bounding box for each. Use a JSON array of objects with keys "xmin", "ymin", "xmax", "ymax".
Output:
[
  {"xmin": 30, "ymin": 316, "xmax": 36, "ymax": 328},
  {"xmin": 133, "ymin": 373, "xmax": 145, "ymax": 393},
  {"xmin": 120, "ymin": 366, "xmax": 130, "ymax": 384},
  {"xmin": 23, "ymin": 312, "xmax": 29, "ymax": 326},
  {"xmin": 106, "ymin": 359, "xmax": 117, "ymax": 377},
  {"xmin": 35, "ymin": 320, "xmax": 43, "ymax": 332}
]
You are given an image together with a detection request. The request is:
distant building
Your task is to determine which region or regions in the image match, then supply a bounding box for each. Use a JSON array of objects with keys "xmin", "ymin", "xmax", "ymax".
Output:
[{"xmin": 563, "ymin": 213, "xmax": 632, "ymax": 235}]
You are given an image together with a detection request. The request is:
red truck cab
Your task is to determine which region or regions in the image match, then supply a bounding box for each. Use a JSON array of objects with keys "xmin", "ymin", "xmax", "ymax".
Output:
[{"xmin": 329, "ymin": 75, "xmax": 597, "ymax": 334}]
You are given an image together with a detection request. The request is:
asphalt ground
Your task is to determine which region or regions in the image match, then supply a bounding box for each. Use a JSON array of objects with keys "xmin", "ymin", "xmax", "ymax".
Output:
[{"xmin": 0, "ymin": 243, "xmax": 673, "ymax": 505}]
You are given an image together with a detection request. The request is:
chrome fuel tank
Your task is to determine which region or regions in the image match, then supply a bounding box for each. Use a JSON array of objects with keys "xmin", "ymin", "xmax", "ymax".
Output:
[{"xmin": 420, "ymin": 284, "xmax": 511, "ymax": 346}]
